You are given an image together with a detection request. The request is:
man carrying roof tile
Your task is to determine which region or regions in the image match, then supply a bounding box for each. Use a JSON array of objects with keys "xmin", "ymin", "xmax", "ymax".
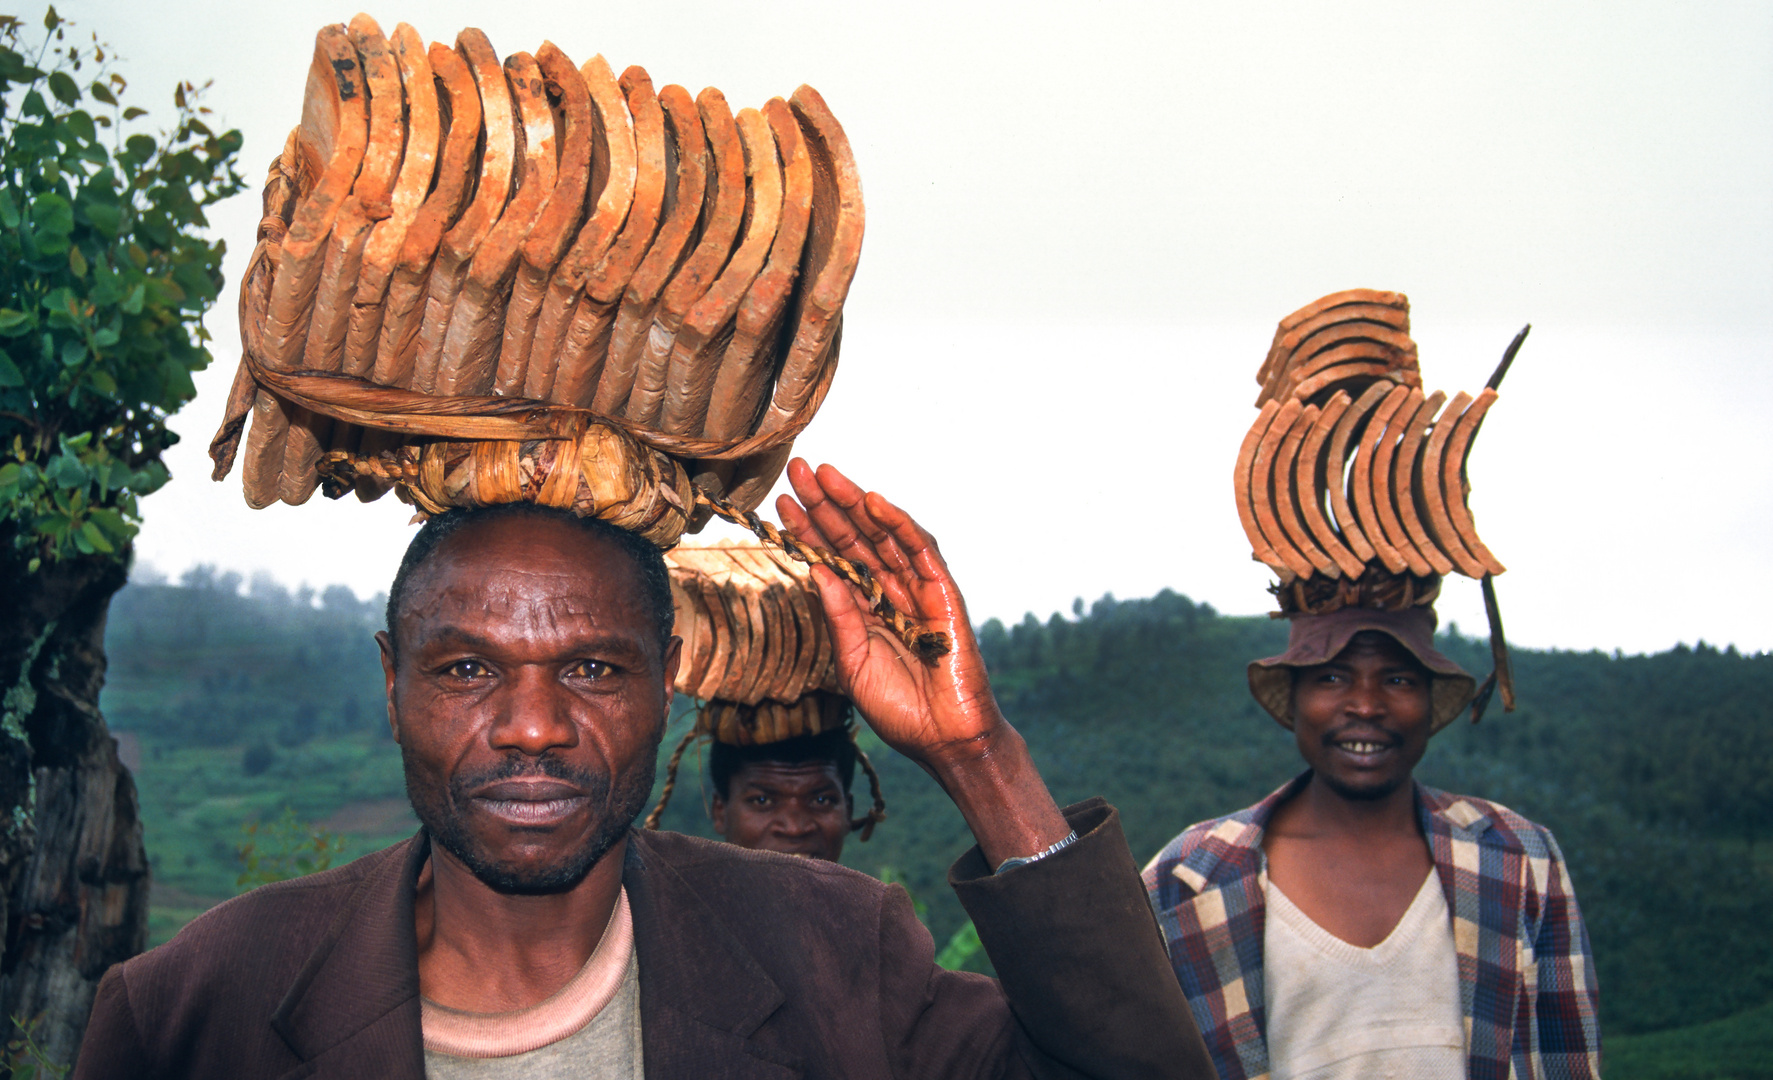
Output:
[
  {"xmin": 708, "ymin": 723, "xmax": 861, "ymax": 863},
  {"xmin": 1143, "ymin": 290, "xmax": 1600, "ymax": 1080},
  {"xmin": 639, "ymin": 542, "xmax": 889, "ymax": 866},
  {"xmin": 77, "ymin": 461, "xmax": 1215, "ymax": 1079}
]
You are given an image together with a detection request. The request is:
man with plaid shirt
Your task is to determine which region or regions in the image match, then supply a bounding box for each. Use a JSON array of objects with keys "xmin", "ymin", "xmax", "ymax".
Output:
[{"xmin": 1142, "ymin": 607, "xmax": 1600, "ymax": 1079}]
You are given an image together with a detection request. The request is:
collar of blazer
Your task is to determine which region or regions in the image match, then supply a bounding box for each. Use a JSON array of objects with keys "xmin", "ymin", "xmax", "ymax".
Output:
[{"xmin": 263, "ymin": 830, "xmax": 801, "ymax": 1079}]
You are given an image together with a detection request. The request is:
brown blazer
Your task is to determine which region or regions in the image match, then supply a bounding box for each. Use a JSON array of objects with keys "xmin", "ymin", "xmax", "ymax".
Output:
[{"xmin": 75, "ymin": 799, "xmax": 1212, "ymax": 1079}]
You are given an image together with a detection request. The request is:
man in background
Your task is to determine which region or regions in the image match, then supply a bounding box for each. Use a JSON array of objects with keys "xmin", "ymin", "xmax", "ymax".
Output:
[
  {"xmin": 1143, "ymin": 607, "xmax": 1600, "ymax": 1080},
  {"xmin": 708, "ymin": 726, "xmax": 857, "ymax": 862}
]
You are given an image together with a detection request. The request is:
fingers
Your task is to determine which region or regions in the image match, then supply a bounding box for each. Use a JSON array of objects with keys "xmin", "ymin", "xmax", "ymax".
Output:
[
  {"xmin": 804, "ymin": 463, "xmax": 902, "ymax": 572},
  {"xmin": 779, "ymin": 458, "xmax": 941, "ymax": 623},
  {"xmin": 783, "ymin": 459, "xmax": 905, "ymax": 578},
  {"xmin": 821, "ymin": 465, "xmax": 916, "ymax": 574},
  {"xmin": 860, "ymin": 489, "xmax": 948, "ymax": 585},
  {"xmin": 774, "ymin": 489, "xmax": 826, "ymax": 550}
]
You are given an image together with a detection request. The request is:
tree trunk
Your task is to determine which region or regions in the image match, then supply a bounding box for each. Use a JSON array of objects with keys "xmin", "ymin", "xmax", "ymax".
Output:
[{"xmin": 0, "ymin": 535, "xmax": 149, "ymax": 1068}]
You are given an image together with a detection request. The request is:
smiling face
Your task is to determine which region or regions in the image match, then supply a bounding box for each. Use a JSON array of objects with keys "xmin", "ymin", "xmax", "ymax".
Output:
[
  {"xmin": 711, "ymin": 760, "xmax": 852, "ymax": 862},
  {"xmin": 1288, "ymin": 631, "xmax": 1433, "ymax": 802},
  {"xmin": 378, "ymin": 514, "xmax": 679, "ymax": 894}
]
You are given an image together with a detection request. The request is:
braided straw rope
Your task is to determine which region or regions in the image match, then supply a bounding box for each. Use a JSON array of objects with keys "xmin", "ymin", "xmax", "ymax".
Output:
[
  {"xmin": 641, "ymin": 727, "xmax": 699, "ymax": 831},
  {"xmin": 850, "ymin": 739, "xmax": 887, "ymax": 840}
]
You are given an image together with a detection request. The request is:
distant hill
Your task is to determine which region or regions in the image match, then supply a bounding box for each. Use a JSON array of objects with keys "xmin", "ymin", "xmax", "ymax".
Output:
[{"xmin": 103, "ymin": 576, "xmax": 1773, "ymax": 1038}]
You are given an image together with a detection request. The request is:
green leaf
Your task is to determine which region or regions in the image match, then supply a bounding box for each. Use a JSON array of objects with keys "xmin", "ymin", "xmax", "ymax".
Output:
[
  {"xmin": 87, "ymin": 507, "xmax": 128, "ymax": 535},
  {"xmin": 145, "ymin": 276, "xmax": 184, "ymax": 306},
  {"xmin": 0, "ymin": 189, "xmax": 18, "ymax": 228},
  {"xmin": 0, "ymin": 462, "xmax": 19, "ymax": 488},
  {"xmin": 160, "ymin": 355, "xmax": 196, "ymax": 400},
  {"xmin": 63, "ymin": 107, "xmax": 94, "ymax": 143},
  {"xmin": 122, "ymin": 106, "xmax": 146, "ymax": 120},
  {"xmin": 119, "ymin": 282, "xmax": 144, "ymax": 314},
  {"xmin": 0, "ymin": 309, "xmax": 31, "ymax": 334},
  {"xmin": 66, "ymin": 243, "xmax": 86, "ymax": 278},
  {"xmin": 44, "ymin": 453, "xmax": 85, "ymax": 487},
  {"xmin": 124, "ymin": 133, "xmax": 155, "ymax": 161},
  {"xmin": 29, "ymin": 224, "xmax": 66, "ymax": 256},
  {"xmin": 80, "ymin": 519, "xmax": 113, "ymax": 553},
  {"xmin": 30, "ymin": 192, "xmax": 73, "ymax": 236},
  {"xmin": 0, "ymin": 353, "xmax": 20, "ymax": 386},
  {"xmin": 89, "ymin": 80, "xmax": 115, "ymax": 105},
  {"xmin": 84, "ymin": 200, "xmax": 121, "ymax": 237},
  {"xmin": 60, "ymin": 338, "xmax": 85, "ymax": 366},
  {"xmin": 87, "ymin": 367, "xmax": 114, "ymax": 395},
  {"xmin": 44, "ymin": 6, "xmax": 60, "ymax": 31},
  {"xmin": 46, "ymin": 69, "xmax": 77, "ymax": 105}
]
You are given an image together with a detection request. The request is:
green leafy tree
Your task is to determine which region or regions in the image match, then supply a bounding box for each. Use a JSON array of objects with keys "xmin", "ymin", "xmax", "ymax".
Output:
[
  {"xmin": 0, "ymin": 8, "xmax": 242, "ymax": 1066},
  {"xmin": 236, "ymin": 807, "xmax": 346, "ymax": 890}
]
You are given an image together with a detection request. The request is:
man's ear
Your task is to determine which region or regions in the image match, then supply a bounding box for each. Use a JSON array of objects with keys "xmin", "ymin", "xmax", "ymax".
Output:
[
  {"xmin": 375, "ymin": 630, "xmax": 401, "ymax": 744},
  {"xmin": 708, "ymin": 792, "xmax": 728, "ymax": 837}
]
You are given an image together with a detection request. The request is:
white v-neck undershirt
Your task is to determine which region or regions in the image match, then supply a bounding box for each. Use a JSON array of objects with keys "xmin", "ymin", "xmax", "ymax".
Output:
[{"xmin": 1262, "ymin": 871, "xmax": 1465, "ymax": 1080}]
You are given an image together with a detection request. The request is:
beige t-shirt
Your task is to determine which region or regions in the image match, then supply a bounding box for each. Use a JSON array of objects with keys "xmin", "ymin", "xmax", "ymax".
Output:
[
  {"xmin": 422, "ymin": 889, "xmax": 643, "ymax": 1079},
  {"xmin": 1262, "ymin": 871, "xmax": 1466, "ymax": 1080}
]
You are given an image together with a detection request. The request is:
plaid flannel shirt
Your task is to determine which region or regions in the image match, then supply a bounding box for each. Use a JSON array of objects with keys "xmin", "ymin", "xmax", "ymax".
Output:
[{"xmin": 1142, "ymin": 773, "xmax": 1600, "ymax": 1080}]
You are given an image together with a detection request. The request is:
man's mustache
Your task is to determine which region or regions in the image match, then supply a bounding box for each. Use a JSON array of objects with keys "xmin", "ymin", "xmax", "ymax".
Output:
[{"xmin": 447, "ymin": 754, "xmax": 608, "ymax": 804}]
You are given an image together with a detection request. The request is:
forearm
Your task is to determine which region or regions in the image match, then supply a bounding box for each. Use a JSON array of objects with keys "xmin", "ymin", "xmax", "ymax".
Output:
[
  {"xmin": 949, "ymin": 800, "xmax": 1217, "ymax": 1079},
  {"xmin": 923, "ymin": 719, "xmax": 1072, "ymax": 870}
]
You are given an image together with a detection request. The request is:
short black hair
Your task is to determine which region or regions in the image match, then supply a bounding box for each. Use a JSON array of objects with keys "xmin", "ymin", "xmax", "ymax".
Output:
[
  {"xmin": 709, "ymin": 726, "xmax": 857, "ymax": 800},
  {"xmin": 384, "ymin": 503, "xmax": 675, "ymax": 660}
]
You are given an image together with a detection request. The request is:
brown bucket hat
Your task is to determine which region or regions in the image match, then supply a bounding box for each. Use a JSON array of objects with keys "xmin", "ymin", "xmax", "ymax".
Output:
[{"xmin": 1247, "ymin": 606, "xmax": 1476, "ymax": 733}]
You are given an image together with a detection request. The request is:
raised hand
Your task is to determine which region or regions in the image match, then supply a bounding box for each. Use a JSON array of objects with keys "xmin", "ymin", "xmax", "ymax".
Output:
[
  {"xmin": 777, "ymin": 459, "xmax": 1070, "ymax": 866},
  {"xmin": 775, "ymin": 459, "xmax": 997, "ymax": 765}
]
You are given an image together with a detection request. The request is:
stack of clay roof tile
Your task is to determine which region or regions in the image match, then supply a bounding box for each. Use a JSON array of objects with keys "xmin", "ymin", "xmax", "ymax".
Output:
[
  {"xmin": 1235, "ymin": 289, "xmax": 1507, "ymax": 615},
  {"xmin": 211, "ymin": 15, "xmax": 859, "ymax": 540},
  {"xmin": 666, "ymin": 541, "xmax": 844, "ymax": 746}
]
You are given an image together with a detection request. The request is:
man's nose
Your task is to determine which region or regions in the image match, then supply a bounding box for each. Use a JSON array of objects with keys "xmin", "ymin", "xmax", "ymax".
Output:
[
  {"xmin": 487, "ymin": 669, "xmax": 580, "ymax": 755},
  {"xmin": 1344, "ymin": 677, "xmax": 1386, "ymax": 717},
  {"xmin": 774, "ymin": 807, "xmax": 820, "ymax": 837}
]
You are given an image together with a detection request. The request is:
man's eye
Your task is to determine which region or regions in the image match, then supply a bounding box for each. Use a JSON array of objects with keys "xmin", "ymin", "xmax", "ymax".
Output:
[
  {"xmin": 444, "ymin": 660, "xmax": 489, "ymax": 679},
  {"xmin": 566, "ymin": 660, "xmax": 614, "ymax": 679}
]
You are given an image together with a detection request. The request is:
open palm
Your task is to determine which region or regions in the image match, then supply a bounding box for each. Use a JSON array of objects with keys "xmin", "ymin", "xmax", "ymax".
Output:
[{"xmin": 776, "ymin": 460, "xmax": 1003, "ymax": 767}]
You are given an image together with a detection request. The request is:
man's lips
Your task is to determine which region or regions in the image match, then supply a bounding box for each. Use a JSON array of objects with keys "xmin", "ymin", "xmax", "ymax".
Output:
[
  {"xmin": 470, "ymin": 779, "xmax": 589, "ymax": 826},
  {"xmin": 1324, "ymin": 730, "xmax": 1400, "ymax": 765}
]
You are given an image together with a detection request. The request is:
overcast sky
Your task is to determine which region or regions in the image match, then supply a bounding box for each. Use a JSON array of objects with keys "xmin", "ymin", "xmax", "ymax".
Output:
[{"xmin": 65, "ymin": 1, "xmax": 1773, "ymax": 654}]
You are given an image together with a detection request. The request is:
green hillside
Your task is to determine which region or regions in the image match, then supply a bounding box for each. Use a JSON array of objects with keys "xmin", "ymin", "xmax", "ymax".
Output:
[{"xmin": 102, "ymin": 575, "xmax": 1773, "ymax": 1063}]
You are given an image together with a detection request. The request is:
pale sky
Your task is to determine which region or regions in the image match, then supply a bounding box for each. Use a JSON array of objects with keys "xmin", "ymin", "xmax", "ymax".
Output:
[{"xmin": 65, "ymin": 1, "xmax": 1773, "ymax": 653}]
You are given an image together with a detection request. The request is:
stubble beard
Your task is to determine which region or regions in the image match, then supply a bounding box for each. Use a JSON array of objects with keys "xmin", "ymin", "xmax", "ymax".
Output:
[
  {"xmin": 1317, "ymin": 768, "xmax": 1409, "ymax": 803},
  {"xmin": 404, "ymin": 737, "xmax": 663, "ymax": 895}
]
